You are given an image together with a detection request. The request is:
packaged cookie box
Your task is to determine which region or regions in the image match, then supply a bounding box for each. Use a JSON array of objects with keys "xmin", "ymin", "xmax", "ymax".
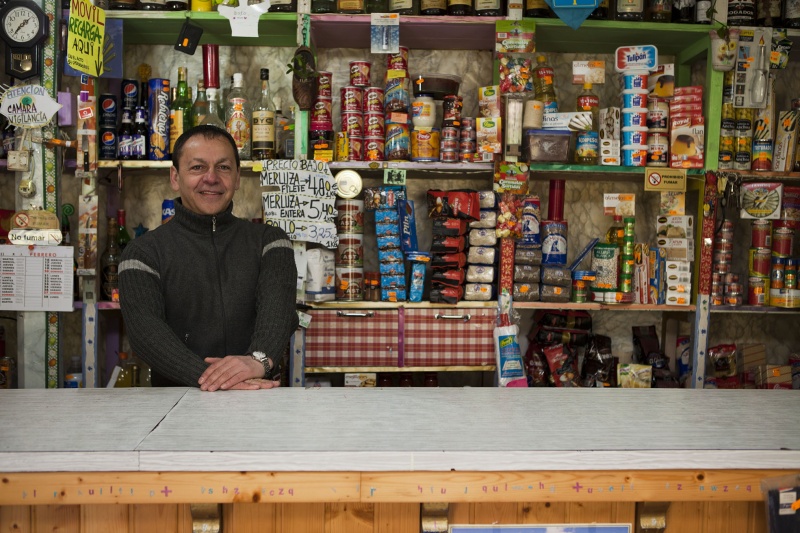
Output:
[
  {"xmin": 656, "ymin": 215, "xmax": 694, "ymax": 239},
  {"xmin": 665, "ymin": 260, "xmax": 692, "ymax": 292},
  {"xmin": 344, "ymin": 373, "xmax": 377, "ymax": 387},
  {"xmin": 657, "ymin": 237, "xmax": 695, "ymax": 261},
  {"xmin": 599, "ymin": 107, "xmax": 620, "ymax": 166},
  {"xmin": 756, "ymin": 365, "xmax": 793, "ymax": 389}
]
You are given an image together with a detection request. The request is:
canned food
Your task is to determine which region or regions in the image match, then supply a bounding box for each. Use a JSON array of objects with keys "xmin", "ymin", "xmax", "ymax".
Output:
[
  {"xmin": 713, "ymin": 250, "xmax": 733, "ymax": 263},
  {"xmin": 348, "ymin": 136, "xmax": 364, "ymax": 161},
  {"xmin": 458, "ymin": 151, "xmax": 475, "ymax": 162},
  {"xmin": 335, "ymin": 198, "xmax": 365, "ymax": 234},
  {"xmin": 751, "ymin": 139, "xmax": 773, "ymax": 171},
  {"xmin": 646, "ymin": 97, "xmax": 669, "ymax": 132},
  {"xmin": 727, "ymin": 282, "xmax": 743, "ymax": 294},
  {"xmin": 363, "ymin": 136, "xmax": 385, "ymax": 161},
  {"xmin": 752, "ymin": 220, "xmax": 772, "ymax": 248},
  {"xmin": 748, "ymin": 276, "xmax": 769, "ymax": 306},
  {"xmin": 460, "ymin": 127, "xmax": 477, "ymax": 140},
  {"xmin": 311, "ymin": 97, "xmax": 333, "ymax": 125},
  {"xmin": 461, "ymin": 117, "xmax": 476, "ymax": 129},
  {"xmin": 440, "ymin": 149, "xmax": 459, "ymax": 163},
  {"xmin": 749, "ymin": 247, "xmax": 772, "ymax": 277},
  {"xmin": 363, "ymin": 87, "xmax": 384, "ymax": 113},
  {"xmin": 772, "ymin": 256, "xmax": 786, "ymax": 289},
  {"xmin": 386, "ymin": 46, "xmax": 409, "ymax": 72},
  {"xmin": 364, "ymin": 112, "xmax": 385, "ymax": 138},
  {"xmin": 711, "ymin": 294, "xmax": 724, "ymax": 306},
  {"xmin": 459, "ymin": 139, "xmax": 476, "ymax": 153},
  {"xmin": 725, "ymin": 294, "xmax": 742, "ymax": 306},
  {"xmin": 121, "ymin": 80, "xmax": 138, "ymax": 110},
  {"xmin": 734, "ymin": 136, "xmax": 752, "ymax": 170},
  {"xmin": 772, "ymin": 227, "xmax": 795, "ymax": 256},
  {"xmin": 317, "ymin": 71, "xmax": 333, "ymax": 98},
  {"xmin": 385, "ymin": 123, "xmax": 410, "ymax": 161},
  {"xmin": 99, "ymin": 128, "xmax": 118, "ymax": 160},
  {"xmin": 571, "ymin": 271, "xmax": 595, "ymax": 303},
  {"xmin": 340, "ymin": 86, "xmax": 363, "ymax": 112},
  {"xmin": 349, "ymin": 60, "xmax": 371, "ymax": 86},
  {"xmin": 342, "ymin": 112, "xmax": 364, "ymax": 138},
  {"xmin": 621, "ymin": 256, "xmax": 634, "ymax": 275},
  {"xmin": 410, "ymin": 127, "xmax": 440, "ymax": 162},
  {"xmin": 336, "ymin": 233, "xmax": 364, "ymax": 266},
  {"xmin": 99, "ymin": 94, "xmax": 118, "ymax": 128},
  {"xmin": 786, "ymin": 258, "xmax": 797, "ymax": 289},
  {"xmin": 724, "ymin": 272, "xmax": 739, "ymax": 284},
  {"xmin": 441, "ymin": 126, "xmax": 459, "ymax": 139},
  {"xmin": 440, "ymin": 138, "xmax": 459, "ymax": 151},
  {"xmin": 714, "ymin": 260, "xmax": 731, "ymax": 274},
  {"xmin": 442, "ymin": 94, "xmax": 463, "ymax": 128},
  {"xmin": 336, "ymin": 266, "xmax": 364, "ymax": 301},
  {"xmin": 715, "ymin": 238, "xmax": 734, "ymax": 252}
]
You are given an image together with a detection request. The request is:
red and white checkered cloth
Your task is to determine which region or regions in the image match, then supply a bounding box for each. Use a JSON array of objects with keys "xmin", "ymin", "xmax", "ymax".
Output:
[
  {"xmin": 403, "ymin": 308, "xmax": 496, "ymax": 367},
  {"xmin": 305, "ymin": 310, "xmax": 399, "ymax": 366}
]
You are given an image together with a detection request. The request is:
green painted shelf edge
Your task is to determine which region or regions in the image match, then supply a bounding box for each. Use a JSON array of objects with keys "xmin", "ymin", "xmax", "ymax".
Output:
[{"xmin": 107, "ymin": 11, "xmax": 298, "ymax": 46}]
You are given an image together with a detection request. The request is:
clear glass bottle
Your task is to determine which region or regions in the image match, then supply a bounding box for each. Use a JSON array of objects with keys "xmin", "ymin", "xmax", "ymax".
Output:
[
  {"xmin": 446, "ymin": 0, "xmax": 472, "ymax": 14},
  {"xmin": 101, "ymin": 217, "xmax": 121, "ymax": 302},
  {"xmin": 191, "ymin": 79, "xmax": 209, "ymax": 127},
  {"xmin": 533, "ymin": 55, "xmax": 558, "ymax": 114},
  {"xmin": 117, "ymin": 209, "xmax": 132, "ymax": 251},
  {"xmin": 604, "ymin": 215, "xmax": 624, "ymax": 246},
  {"xmin": 252, "ymin": 68, "xmax": 277, "ymax": 160},
  {"xmin": 615, "ymin": 0, "xmax": 645, "ymax": 20},
  {"xmin": 201, "ymin": 88, "xmax": 227, "ymax": 130},
  {"xmin": 225, "ymin": 73, "xmax": 252, "ymax": 160},
  {"xmin": 169, "ymin": 67, "xmax": 192, "ymax": 154}
]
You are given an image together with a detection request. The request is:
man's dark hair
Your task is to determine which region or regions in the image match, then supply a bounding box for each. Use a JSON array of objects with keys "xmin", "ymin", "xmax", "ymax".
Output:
[{"xmin": 171, "ymin": 126, "xmax": 241, "ymax": 171}]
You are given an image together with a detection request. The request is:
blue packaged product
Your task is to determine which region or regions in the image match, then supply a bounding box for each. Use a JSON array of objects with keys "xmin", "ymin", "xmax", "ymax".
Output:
[
  {"xmin": 381, "ymin": 274, "xmax": 406, "ymax": 288},
  {"xmin": 377, "ymin": 235, "xmax": 402, "ymax": 250},
  {"xmin": 380, "ymin": 262, "xmax": 405, "ymax": 275},
  {"xmin": 374, "ymin": 209, "xmax": 399, "ymax": 223},
  {"xmin": 376, "ymin": 222, "xmax": 400, "ymax": 237},
  {"xmin": 407, "ymin": 252, "xmax": 430, "ymax": 303},
  {"xmin": 398, "ymin": 199, "xmax": 418, "ymax": 253},
  {"xmin": 382, "ymin": 287, "xmax": 407, "ymax": 302},
  {"xmin": 541, "ymin": 220, "xmax": 568, "ymax": 265},
  {"xmin": 378, "ymin": 248, "xmax": 404, "ymax": 263},
  {"xmin": 147, "ymin": 78, "xmax": 170, "ymax": 161},
  {"xmin": 520, "ymin": 196, "xmax": 541, "ymax": 247}
]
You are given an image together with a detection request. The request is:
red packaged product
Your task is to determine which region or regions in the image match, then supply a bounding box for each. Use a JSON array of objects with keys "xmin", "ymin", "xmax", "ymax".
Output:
[
  {"xmin": 430, "ymin": 235, "xmax": 465, "ymax": 253},
  {"xmin": 429, "ymin": 285, "xmax": 463, "ymax": 304},
  {"xmin": 432, "ymin": 218, "xmax": 468, "ymax": 236},
  {"xmin": 431, "ymin": 252, "xmax": 467, "ymax": 269},
  {"xmin": 431, "ymin": 269, "xmax": 465, "ymax": 287},
  {"xmin": 427, "ymin": 190, "xmax": 481, "ymax": 221},
  {"xmin": 543, "ymin": 344, "xmax": 580, "ymax": 387}
]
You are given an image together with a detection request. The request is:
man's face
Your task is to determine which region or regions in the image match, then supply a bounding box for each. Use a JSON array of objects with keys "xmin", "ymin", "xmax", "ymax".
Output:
[{"xmin": 170, "ymin": 135, "xmax": 240, "ymax": 216}]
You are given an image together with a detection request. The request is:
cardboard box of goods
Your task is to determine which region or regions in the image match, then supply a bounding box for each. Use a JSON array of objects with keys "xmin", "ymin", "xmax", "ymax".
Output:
[
  {"xmin": 477, "ymin": 117, "xmax": 502, "ymax": 155},
  {"xmin": 670, "ymin": 114, "xmax": 705, "ymax": 169},
  {"xmin": 656, "ymin": 215, "xmax": 694, "ymax": 239},
  {"xmin": 773, "ymin": 110, "xmax": 799, "ymax": 173},
  {"xmin": 740, "ymin": 343, "xmax": 767, "ymax": 371},
  {"xmin": 634, "ymin": 243, "xmax": 650, "ymax": 304},
  {"xmin": 344, "ymin": 373, "xmax": 377, "ymax": 387},
  {"xmin": 764, "ymin": 365, "xmax": 792, "ymax": 388},
  {"xmin": 542, "ymin": 111, "xmax": 593, "ymax": 131},
  {"xmin": 657, "ymin": 237, "xmax": 695, "ymax": 261},
  {"xmin": 648, "ymin": 64, "xmax": 675, "ymax": 98},
  {"xmin": 600, "ymin": 139, "xmax": 621, "ymax": 166},
  {"xmin": 665, "ymin": 260, "xmax": 692, "ymax": 288},
  {"xmin": 478, "ymin": 85, "xmax": 501, "ymax": 118},
  {"xmin": 665, "ymin": 290, "xmax": 691, "ymax": 306}
]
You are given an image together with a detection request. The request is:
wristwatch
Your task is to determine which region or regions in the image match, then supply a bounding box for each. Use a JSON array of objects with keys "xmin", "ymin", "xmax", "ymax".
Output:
[{"xmin": 249, "ymin": 351, "xmax": 273, "ymax": 378}]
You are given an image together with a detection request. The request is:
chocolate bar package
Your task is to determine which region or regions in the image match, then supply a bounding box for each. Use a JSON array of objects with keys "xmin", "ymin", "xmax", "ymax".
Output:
[
  {"xmin": 427, "ymin": 190, "xmax": 481, "ymax": 221},
  {"xmin": 432, "ymin": 218, "xmax": 468, "ymax": 236},
  {"xmin": 431, "ymin": 252, "xmax": 467, "ymax": 269},
  {"xmin": 365, "ymin": 186, "xmax": 406, "ymax": 210}
]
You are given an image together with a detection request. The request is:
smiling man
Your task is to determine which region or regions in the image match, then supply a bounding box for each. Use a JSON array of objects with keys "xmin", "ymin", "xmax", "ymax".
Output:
[{"xmin": 118, "ymin": 126, "xmax": 298, "ymax": 390}]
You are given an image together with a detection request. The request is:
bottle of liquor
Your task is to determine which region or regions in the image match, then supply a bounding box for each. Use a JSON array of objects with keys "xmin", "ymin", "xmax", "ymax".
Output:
[
  {"xmin": 118, "ymin": 108, "xmax": 134, "ymax": 160},
  {"xmin": 312, "ymin": 0, "xmax": 336, "ymax": 12},
  {"xmin": 201, "ymin": 88, "xmax": 227, "ymax": 130},
  {"xmin": 615, "ymin": 0, "xmax": 645, "ymax": 20},
  {"xmin": 337, "ymin": 0, "xmax": 366, "ymax": 12},
  {"xmin": 138, "ymin": 0, "xmax": 166, "ymax": 10},
  {"xmin": 252, "ymin": 68, "xmax": 277, "ymax": 160},
  {"xmin": 787, "ymin": 0, "xmax": 800, "ymax": 27},
  {"xmin": 755, "ymin": 0, "xmax": 781, "ymax": 25},
  {"xmin": 101, "ymin": 218, "xmax": 121, "ymax": 302},
  {"xmin": 365, "ymin": 0, "xmax": 389, "ymax": 10},
  {"xmin": 524, "ymin": 0, "xmax": 554, "ymax": 16},
  {"xmin": 672, "ymin": 0, "xmax": 694, "ymax": 22},
  {"xmin": 475, "ymin": 0, "xmax": 502, "ymax": 15},
  {"xmin": 420, "ymin": 0, "xmax": 446, "ymax": 14},
  {"xmin": 446, "ymin": 0, "xmax": 472, "ymax": 15},
  {"xmin": 166, "ymin": 0, "xmax": 188, "ymax": 9},
  {"xmin": 694, "ymin": 0, "xmax": 711, "ymax": 22},
  {"xmin": 117, "ymin": 209, "xmax": 132, "ymax": 251},
  {"xmin": 390, "ymin": 0, "xmax": 418, "ymax": 14},
  {"xmin": 132, "ymin": 107, "xmax": 148, "ymax": 161},
  {"xmin": 169, "ymin": 67, "xmax": 192, "ymax": 154},
  {"xmin": 588, "ymin": 0, "xmax": 608, "ymax": 18},
  {"xmin": 191, "ymin": 80, "xmax": 209, "ymax": 127},
  {"xmin": 269, "ymin": 0, "xmax": 297, "ymax": 11},
  {"xmin": 113, "ymin": 352, "xmax": 133, "ymax": 387},
  {"xmin": 226, "ymin": 73, "xmax": 252, "ymax": 160}
]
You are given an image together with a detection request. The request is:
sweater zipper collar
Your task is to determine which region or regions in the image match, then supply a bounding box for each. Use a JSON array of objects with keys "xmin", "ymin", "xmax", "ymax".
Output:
[{"xmin": 212, "ymin": 216, "xmax": 216, "ymax": 232}]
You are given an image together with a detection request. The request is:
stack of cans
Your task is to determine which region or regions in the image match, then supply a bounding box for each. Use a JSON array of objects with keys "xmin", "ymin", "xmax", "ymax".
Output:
[
  {"xmin": 620, "ymin": 217, "xmax": 635, "ymax": 294},
  {"xmin": 718, "ymin": 71, "xmax": 735, "ymax": 170},
  {"xmin": 98, "ymin": 93, "xmax": 118, "ymax": 160},
  {"xmin": 620, "ymin": 70, "xmax": 649, "ymax": 167},
  {"xmin": 383, "ymin": 48, "xmax": 411, "ymax": 162},
  {"xmin": 363, "ymin": 87, "xmax": 385, "ymax": 161},
  {"xmin": 747, "ymin": 220, "xmax": 772, "ymax": 306},
  {"xmin": 459, "ymin": 117, "xmax": 476, "ymax": 162},
  {"xmin": 439, "ymin": 95, "xmax": 463, "ymax": 163},
  {"xmin": 334, "ymin": 194, "xmax": 365, "ymax": 302},
  {"xmin": 711, "ymin": 219, "xmax": 739, "ymax": 306}
]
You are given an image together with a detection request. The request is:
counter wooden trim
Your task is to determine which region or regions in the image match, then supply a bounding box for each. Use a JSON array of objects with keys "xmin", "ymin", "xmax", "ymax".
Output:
[{"xmin": 0, "ymin": 469, "xmax": 791, "ymax": 506}]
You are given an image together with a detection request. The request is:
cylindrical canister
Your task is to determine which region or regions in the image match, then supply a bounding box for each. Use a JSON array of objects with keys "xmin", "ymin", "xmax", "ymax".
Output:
[
  {"xmin": 363, "ymin": 137, "xmax": 385, "ymax": 161},
  {"xmin": 752, "ymin": 219, "xmax": 772, "ymax": 248},
  {"xmin": 385, "ymin": 122, "xmax": 410, "ymax": 161},
  {"xmin": 786, "ymin": 258, "xmax": 797, "ymax": 289},
  {"xmin": 748, "ymin": 247, "xmax": 772, "ymax": 277},
  {"xmin": 411, "ymin": 128, "xmax": 440, "ymax": 162},
  {"xmin": 147, "ymin": 78, "xmax": 170, "ymax": 161},
  {"xmin": 340, "ymin": 86, "xmax": 363, "ymax": 112},
  {"xmin": 364, "ymin": 112, "xmax": 385, "ymax": 138},
  {"xmin": 335, "ymin": 198, "xmax": 365, "ymax": 234},
  {"xmin": 202, "ymin": 45, "xmax": 219, "ymax": 89},
  {"xmin": 162, "ymin": 199, "xmax": 176, "ymax": 224},
  {"xmin": 548, "ymin": 179, "xmax": 565, "ymax": 221},
  {"xmin": 317, "ymin": 71, "xmax": 333, "ymax": 98},
  {"xmin": 748, "ymin": 276, "xmax": 769, "ymax": 306},
  {"xmin": 336, "ymin": 267, "xmax": 364, "ymax": 301},
  {"xmin": 772, "ymin": 226, "xmax": 795, "ymax": 256},
  {"xmin": 771, "ymin": 256, "xmax": 786, "ymax": 289},
  {"xmin": 363, "ymin": 87, "xmax": 384, "ymax": 113},
  {"xmin": 349, "ymin": 61, "xmax": 371, "ymax": 86},
  {"xmin": 99, "ymin": 94, "xmax": 118, "ymax": 128},
  {"xmin": 99, "ymin": 128, "xmax": 117, "ymax": 160},
  {"xmin": 342, "ymin": 112, "xmax": 364, "ymax": 138},
  {"xmin": 336, "ymin": 234, "xmax": 364, "ymax": 266}
]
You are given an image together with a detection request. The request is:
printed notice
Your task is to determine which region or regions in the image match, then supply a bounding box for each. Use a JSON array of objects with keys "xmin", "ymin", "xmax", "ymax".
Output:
[
  {"xmin": 0, "ymin": 245, "xmax": 74, "ymax": 312},
  {"xmin": 67, "ymin": 0, "xmax": 105, "ymax": 77}
]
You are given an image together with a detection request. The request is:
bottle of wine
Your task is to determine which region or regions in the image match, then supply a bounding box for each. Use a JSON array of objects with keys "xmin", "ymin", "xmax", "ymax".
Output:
[
  {"xmin": 101, "ymin": 218, "xmax": 121, "ymax": 302},
  {"xmin": 117, "ymin": 210, "xmax": 132, "ymax": 251}
]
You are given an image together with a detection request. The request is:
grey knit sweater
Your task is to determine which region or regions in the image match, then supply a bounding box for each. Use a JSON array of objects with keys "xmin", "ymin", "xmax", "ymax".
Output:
[{"xmin": 118, "ymin": 199, "xmax": 299, "ymax": 387}]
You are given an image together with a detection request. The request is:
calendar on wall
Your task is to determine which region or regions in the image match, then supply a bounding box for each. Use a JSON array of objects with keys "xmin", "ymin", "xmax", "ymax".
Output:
[{"xmin": 0, "ymin": 245, "xmax": 74, "ymax": 312}]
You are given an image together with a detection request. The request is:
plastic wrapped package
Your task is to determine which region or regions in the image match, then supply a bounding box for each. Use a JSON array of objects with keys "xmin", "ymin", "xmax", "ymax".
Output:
[
  {"xmin": 513, "ymin": 282, "xmax": 540, "ymax": 302},
  {"xmin": 469, "ymin": 228, "xmax": 498, "ymax": 247},
  {"xmin": 466, "ymin": 264, "xmax": 495, "ymax": 283},
  {"xmin": 468, "ymin": 246, "xmax": 497, "ymax": 265},
  {"xmin": 469, "ymin": 210, "xmax": 498, "ymax": 229},
  {"xmin": 541, "ymin": 266, "xmax": 571, "ymax": 287},
  {"xmin": 514, "ymin": 264, "xmax": 541, "ymax": 283},
  {"xmin": 515, "ymin": 246, "xmax": 542, "ymax": 265},
  {"xmin": 464, "ymin": 283, "xmax": 494, "ymax": 301},
  {"xmin": 540, "ymin": 284, "xmax": 571, "ymax": 302}
]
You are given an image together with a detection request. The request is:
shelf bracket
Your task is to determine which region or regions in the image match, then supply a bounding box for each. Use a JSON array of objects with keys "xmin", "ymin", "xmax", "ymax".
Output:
[
  {"xmin": 636, "ymin": 501, "xmax": 669, "ymax": 533},
  {"xmin": 190, "ymin": 503, "xmax": 221, "ymax": 533}
]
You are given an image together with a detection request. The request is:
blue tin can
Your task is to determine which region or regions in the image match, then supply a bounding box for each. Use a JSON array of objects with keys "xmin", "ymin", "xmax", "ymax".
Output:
[
  {"xmin": 148, "ymin": 78, "xmax": 170, "ymax": 161},
  {"xmin": 99, "ymin": 94, "xmax": 118, "ymax": 128},
  {"xmin": 162, "ymin": 199, "xmax": 175, "ymax": 224},
  {"xmin": 99, "ymin": 127, "xmax": 117, "ymax": 160},
  {"xmin": 121, "ymin": 79, "xmax": 139, "ymax": 110}
]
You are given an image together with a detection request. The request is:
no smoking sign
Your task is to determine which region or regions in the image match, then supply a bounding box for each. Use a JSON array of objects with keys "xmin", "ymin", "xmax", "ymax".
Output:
[{"xmin": 644, "ymin": 167, "xmax": 686, "ymax": 192}]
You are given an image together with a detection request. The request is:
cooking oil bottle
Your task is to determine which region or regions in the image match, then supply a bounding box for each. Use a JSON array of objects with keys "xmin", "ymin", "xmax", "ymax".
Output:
[
  {"xmin": 574, "ymin": 82, "xmax": 599, "ymax": 165},
  {"xmin": 533, "ymin": 55, "xmax": 558, "ymax": 114}
]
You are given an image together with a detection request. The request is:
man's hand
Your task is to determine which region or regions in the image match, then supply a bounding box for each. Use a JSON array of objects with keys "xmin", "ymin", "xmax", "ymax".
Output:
[
  {"xmin": 229, "ymin": 378, "xmax": 282, "ymax": 390},
  {"xmin": 199, "ymin": 355, "xmax": 266, "ymax": 391}
]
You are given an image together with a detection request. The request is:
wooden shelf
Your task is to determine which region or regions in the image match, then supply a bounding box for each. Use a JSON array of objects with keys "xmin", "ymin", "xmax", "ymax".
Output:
[
  {"xmin": 309, "ymin": 301, "xmax": 695, "ymax": 312},
  {"xmin": 732, "ymin": 170, "xmax": 800, "ymax": 182},
  {"xmin": 711, "ymin": 305, "xmax": 800, "ymax": 314},
  {"xmin": 305, "ymin": 365, "xmax": 495, "ymax": 373},
  {"xmin": 105, "ymin": 11, "xmax": 298, "ymax": 47}
]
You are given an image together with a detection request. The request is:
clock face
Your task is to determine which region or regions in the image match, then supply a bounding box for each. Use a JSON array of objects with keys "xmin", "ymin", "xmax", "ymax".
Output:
[{"xmin": 3, "ymin": 6, "xmax": 40, "ymax": 44}]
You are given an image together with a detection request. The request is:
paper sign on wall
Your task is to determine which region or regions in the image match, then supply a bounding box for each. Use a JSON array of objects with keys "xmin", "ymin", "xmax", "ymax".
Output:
[
  {"xmin": 260, "ymin": 159, "xmax": 339, "ymax": 249},
  {"xmin": 66, "ymin": 0, "xmax": 105, "ymax": 77},
  {"xmin": 218, "ymin": 2, "xmax": 269, "ymax": 38},
  {"xmin": 0, "ymin": 245, "xmax": 74, "ymax": 312}
]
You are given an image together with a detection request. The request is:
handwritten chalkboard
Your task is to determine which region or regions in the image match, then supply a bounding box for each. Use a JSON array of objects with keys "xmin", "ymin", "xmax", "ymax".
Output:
[{"xmin": 260, "ymin": 159, "xmax": 339, "ymax": 249}]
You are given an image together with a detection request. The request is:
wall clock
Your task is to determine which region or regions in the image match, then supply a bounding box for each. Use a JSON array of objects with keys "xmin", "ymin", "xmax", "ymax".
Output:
[{"xmin": 0, "ymin": 0, "xmax": 49, "ymax": 80}]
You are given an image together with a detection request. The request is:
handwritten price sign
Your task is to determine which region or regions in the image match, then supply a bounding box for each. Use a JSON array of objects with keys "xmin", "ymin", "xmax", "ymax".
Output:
[{"xmin": 261, "ymin": 160, "xmax": 339, "ymax": 248}]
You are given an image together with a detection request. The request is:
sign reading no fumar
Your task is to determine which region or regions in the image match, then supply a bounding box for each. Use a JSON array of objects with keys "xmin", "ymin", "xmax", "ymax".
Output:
[{"xmin": 67, "ymin": 0, "xmax": 105, "ymax": 77}]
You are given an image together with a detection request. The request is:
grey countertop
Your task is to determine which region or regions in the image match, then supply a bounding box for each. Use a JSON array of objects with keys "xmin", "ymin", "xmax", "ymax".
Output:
[{"xmin": 1, "ymin": 388, "xmax": 799, "ymax": 472}]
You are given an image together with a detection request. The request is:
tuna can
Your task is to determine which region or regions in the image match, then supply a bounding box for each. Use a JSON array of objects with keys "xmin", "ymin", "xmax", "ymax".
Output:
[
  {"xmin": 348, "ymin": 136, "xmax": 364, "ymax": 161},
  {"xmin": 542, "ymin": 220, "xmax": 568, "ymax": 266},
  {"xmin": 363, "ymin": 136, "xmax": 385, "ymax": 161},
  {"xmin": 724, "ymin": 272, "xmax": 739, "ymax": 284},
  {"xmin": 747, "ymin": 276, "xmax": 769, "ymax": 306},
  {"xmin": 772, "ymin": 227, "xmax": 795, "ymax": 256},
  {"xmin": 751, "ymin": 139, "xmax": 773, "ymax": 171},
  {"xmin": 727, "ymin": 282, "xmax": 743, "ymax": 294},
  {"xmin": 410, "ymin": 127, "xmax": 440, "ymax": 162},
  {"xmin": 647, "ymin": 132, "xmax": 669, "ymax": 166},
  {"xmin": 460, "ymin": 127, "xmax": 477, "ymax": 140},
  {"xmin": 349, "ymin": 60, "xmax": 371, "ymax": 86},
  {"xmin": 317, "ymin": 71, "xmax": 333, "ymax": 98},
  {"xmin": 335, "ymin": 198, "xmax": 365, "ymax": 234},
  {"xmin": 771, "ymin": 256, "xmax": 786, "ymax": 289},
  {"xmin": 711, "ymin": 294, "xmax": 724, "ymax": 306},
  {"xmin": 336, "ymin": 267, "xmax": 364, "ymax": 301},
  {"xmin": 363, "ymin": 87, "xmax": 384, "ymax": 113},
  {"xmin": 786, "ymin": 258, "xmax": 797, "ymax": 289},
  {"xmin": 715, "ymin": 238, "xmax": 734, "ymax": 252},
  {"xmin": 385, "ymin": 123, "xmax": 410, "ymax": 161},
  {"xmin": 646, "ymin": 97, "xmax": 669, "ymax": 132},
  {"xmin": 713, "ymin": 250, "xmax": 733, "ymax": 263},
  {"xmin": 364, "ymin": 112, "xmax": 385, "ymax": 138},
  {"xmin": 342, "ymin": 112, "xmax": 364, "ymax": 138},
  {"xmin": 458, "ymin": 151, "xmax": 475, "ymax": 162},
  {"xmin": 749, "ymin": 247, "xmax": 772, "ymax": 277},
  {"xmin": 440, "ymin": 138, "xmax": 459, "ymax": 151},
  {"xmin": 340, "ymin": 86, "xmax": 363, "ymax": 112},
  {"xmin": 461, "ymin": 117, "xmax": 476, "ymax": 129},
  {"xmin": 751, "ymin": 219, "xmax": 772, "ymax": 248},
  {"xmin": 441, "ymin": 126, "xmax": 459, "ymax": 140},
  {"xmin": 714, "ymin": 260, "xmax": 732, "ymax": 274},
  {"xmin": 459, "ymin": 139, "xmax": 477, "ymax": 153},
  {"xmin": 439, "ymin": 149, "xmax": 459, "ymax": 163}
]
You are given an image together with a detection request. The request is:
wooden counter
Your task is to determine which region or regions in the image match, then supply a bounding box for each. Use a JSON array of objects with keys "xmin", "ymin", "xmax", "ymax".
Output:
[{"xmin": 1, "ymin": 388, "xmax": 798, "ymax": 531}]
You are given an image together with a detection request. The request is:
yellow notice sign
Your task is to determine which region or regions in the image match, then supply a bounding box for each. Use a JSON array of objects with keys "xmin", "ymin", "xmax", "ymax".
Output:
[
  {"xmin": 66, "ymin": 0, "xmax": 105, "ymax": 77},
  {"xmin": 644, "ymin": 167, "xmax": 687, "ymax": 192}
]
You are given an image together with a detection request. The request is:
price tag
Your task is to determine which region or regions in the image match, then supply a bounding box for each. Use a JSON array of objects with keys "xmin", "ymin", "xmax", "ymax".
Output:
[
  {"xmin": 384, "ymin": 168, "xmax": 406, "ymax": 186},
  {"xmin": 644, "ymin": 167, "xmax": 686, "ymax": 192}
]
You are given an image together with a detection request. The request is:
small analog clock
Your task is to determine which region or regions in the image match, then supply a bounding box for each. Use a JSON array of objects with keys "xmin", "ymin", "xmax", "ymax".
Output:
[{"xmin": 0, "ymin": 0, "xmax": 49, "ymax": 80}]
